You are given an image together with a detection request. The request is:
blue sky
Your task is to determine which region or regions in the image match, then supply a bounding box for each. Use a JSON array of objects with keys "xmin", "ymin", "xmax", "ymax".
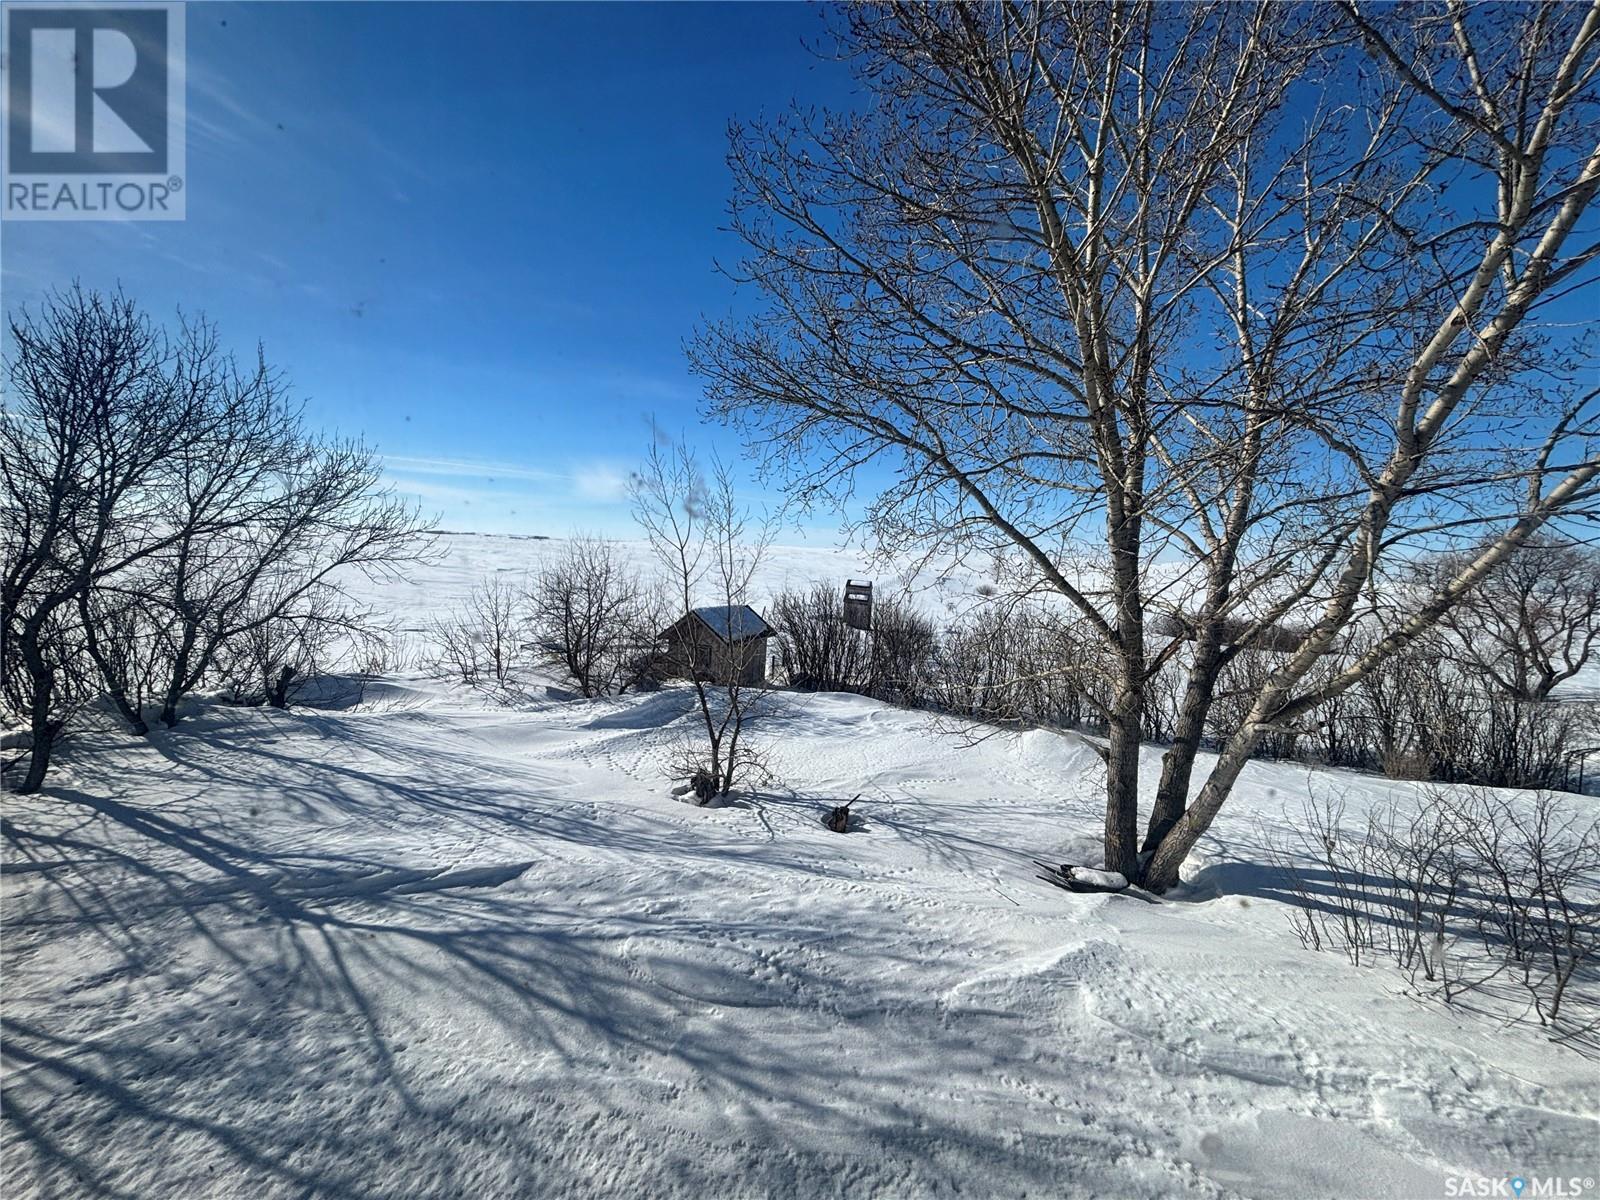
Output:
[{"xmin": 1, "ymin": 1, "xmax": 856, "ymax": 537}]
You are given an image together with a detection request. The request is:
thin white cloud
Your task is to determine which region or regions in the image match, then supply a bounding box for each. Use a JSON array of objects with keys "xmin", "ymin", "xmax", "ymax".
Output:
[
  {"xmin": 572, "ymin": 463, "xmax": 630, "ymax": 503},
  {"xmin": 385, "ymin": 454, "xmax": 634, "ymax": 507},
  {"xmin": 382, "ymin": 454, "xmax": 566, "ymax": 484},
  {"xmin": 386, "ymin": 477, "xmax": 524, "ymax": 507},
  {"xmin": 185, "ymin": 59, "xmax": 274, "ymax": 150}
]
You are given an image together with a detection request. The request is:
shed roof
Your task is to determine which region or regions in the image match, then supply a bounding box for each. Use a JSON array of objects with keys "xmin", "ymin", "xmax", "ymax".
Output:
[{"xmin": 662, "ymin": 605, "xmax": 774, "ymax": 644}]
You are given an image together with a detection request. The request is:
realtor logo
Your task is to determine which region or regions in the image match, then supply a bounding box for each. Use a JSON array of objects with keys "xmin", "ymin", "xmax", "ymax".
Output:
[{"xmin": 3, "ymin": 3, "xmax": 186, "ymax": 219}]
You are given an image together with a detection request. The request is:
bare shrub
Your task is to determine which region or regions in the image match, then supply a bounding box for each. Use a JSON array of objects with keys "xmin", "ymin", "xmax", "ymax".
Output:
[
  {"xmin": 352, "ymin": 622, "xmax": 418, "ymax": 677},
  {"xmin": 1462, "ymin": 791, "xmax": 1600, "ymax": 1030},
  {"xmin": 1349, "ymin": 636, "xmax": 1437, "ymax": 776},
  {"xmin": 1368, "ymin": 797, "xmax": 1475, "ymax": 991},
  {"xmin": 770, "ymin": 584, "xmax": 869, "ymax": 693},
  {"xmin": 424, "ymin": 611, "xmax": 485, "ymax": 687},
  {"xmin": 866, "ymin": 597, "xmax": 936, "ymax": 706},
  {"xmin": 145, "ymin": 429, "xmax": 426, "ymax": 729},
  {"xmin": 668, "ymin": 721, "xmax": 773, "ymax": 807},
  {"xmin": 423, "ymin": 576, "xmax": 524, "ymax": 691},
  {"xmin": 908, "ymin": 602, "xmax": 1113, "ymax": 736},
  {"xmin": 770, "ymin": 584, "xmax": 933, "ymax": 703},
  {"xmin": 527, "ymin": 536, "xmax": 663, "ymax": 698},
  {"xmin": 1209, "ymin": 648, "xmax": 1306, "ymax": 761},
  {"xmin": 1270, "ymin": 786, "xmax": 1600, "ymax": 1044},
  {"xmin": 74, "ymin": 579, "xmax": 172, "ymax": 735},
  {"xmin": 1380, "ymin": 750, "xmax": 1434, "ymax": 783},
  {"xmin": 1470, "ymin": 695, "xmax": 1588, "ymax": 790},
  {"xmin": 929, "ymin": 606, "xmax": 1028, "ymax": 724},
  {"xmin": 1268, "ymin": 793, "xmax": 1383, "ymax": 967},
  {"xmin": 1314, "ymin": 608, "xmax": 1595, "ymax": 791}
]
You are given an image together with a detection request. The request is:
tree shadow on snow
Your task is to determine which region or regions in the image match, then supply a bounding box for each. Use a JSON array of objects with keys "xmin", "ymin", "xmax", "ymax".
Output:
[{"xmin": 0, "ymin": 710, "xmax": 1129, "ymax": 1199}]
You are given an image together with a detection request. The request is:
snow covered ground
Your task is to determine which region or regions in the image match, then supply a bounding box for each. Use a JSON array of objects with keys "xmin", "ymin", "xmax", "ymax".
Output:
[
  {"xmin": 3, "ymin": 533, "xmax": 1598, "ymax": 1199},
  {"xmin": 344, "ymin": 528, "xmax": 998, "ymax": 633}
]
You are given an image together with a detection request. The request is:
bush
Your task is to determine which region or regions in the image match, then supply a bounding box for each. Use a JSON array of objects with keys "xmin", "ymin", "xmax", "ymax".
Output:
[
  {"xmin": 769, "ymin": 584, "xmax": 935, "ymax": 703},
  {"xmin": 928, "ymin": 606, "xmax": 1027, "ymax": 721},
  {"xmin": 1269, "ymin": 786, "xmax": 1600, "ymax": 1043},
  {"xmin": 864, "ymin": 597, "xmax": 936, "ymax": 704},
  {"xmin": 1, "ymin": 287, "xmax": 430, "ymax": 790},
  {"xmin": 770, "ymin": 584, "xmax": 868, "ymax": 692},
  {"xmin": 423, "ymin": 576, "xmax": 525, "ymax": 690},
  {"xmin": 525, "ymin": 536, "xmax": 663, "ymax": 698}
]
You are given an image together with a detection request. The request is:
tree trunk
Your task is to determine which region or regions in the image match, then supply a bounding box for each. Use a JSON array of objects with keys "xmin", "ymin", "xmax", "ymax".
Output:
[
  {"xmin": 1142, "ymin": 640, "xmax": 1225, "ymax": 855},
  {"xmin": 267, "ymin": 665, "xmax": 297, "ymax": 708},
  {"xmin": 159, "ymin": 688, "xmax": 183, "ymax": 728},
  {"xmin": 1103, "ymin": 669, "xmax": 1143, "ymax": 879},
  {"xmin": 107, "ymin": 688, "xmax": 148, "ymax": 736},
  {"xmin": 94, "ymin": 665, "xmax": 148, "ymax": 735},
  {"xmin": 1104, "ymin": 509, "xmax": 1146, "ymax": 880},
  {"xmin": 160, "ymin": 626, "xmax": 199, "ymax": 727},
  {"xmin": 19, "ymin": 724, "xmax": 56, "ymax": 794},
  {"xmin": 18, "ymin": 652, "xmax": 56, "ymax": 795},
  {"xmin": 722, "ymin": 712, "xmax": 742, "ymax": 797},
  {"xmin": 1143, "ymin": 721, "xmax": 1262, "ymax": 892},
  {"xmin": 75, "ymin": 593, "xmax": 149, "ymax": 735}
]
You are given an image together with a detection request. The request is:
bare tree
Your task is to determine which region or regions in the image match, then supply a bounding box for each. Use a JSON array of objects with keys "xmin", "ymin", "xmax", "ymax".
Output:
[
  {"xmin": 1140, "ymin": 2, "xmax": 1600, "ymax": 891},
  {"xmin": 1436, "ymin": 538, "xmax": 1600, "ymax": 702},
  {"xmin": 424, "ymin": 575, "xmax": 526, "ymax": 691},
  {"xmin": 631, "ymin": 436, "xmax": 774, "ymax": 800},
  {"xmin": 149, "ymin": 430, "xmax": 427, "ymax": 728},
  {"xmin": 692, "ymin": 3, "xmax": 1600, "ymax": 889},
  {"xmin": 2, "ymin": 287, "xmax": 431, "ymax": 788},
  {"xmin": 527, "ymin": 535, "xmax": 660, "ymax": 697},
  {"xmin": 2, "ymin": 288, "xmax": 197, "ymax": 789}
]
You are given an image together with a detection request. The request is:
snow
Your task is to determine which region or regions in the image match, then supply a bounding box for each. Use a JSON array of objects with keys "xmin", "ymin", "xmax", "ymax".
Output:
[
  {"xmin": 4, "ymin": 533, "xmax": 1598, "ymax": 1199},
  {"xmin": 683, "ymin": 605, "xmax": 775, "ymax": 643},
  {"xmin": 1045, "ymin": 865, "xmax": 1130, "ymax": 892},
  {"xmin": 341, "ymin": 529, "xmax": 1009, "ymax": 631}
]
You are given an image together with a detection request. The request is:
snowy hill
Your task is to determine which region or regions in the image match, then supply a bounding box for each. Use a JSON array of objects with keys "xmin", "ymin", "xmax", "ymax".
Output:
[
  {"xmin": 3, "ymin": 668, "xmax": 1596, "ymax": 1198},
  {"xmin": 341, "ymin": 529, "xmax": 1023, "ymax": 631}
]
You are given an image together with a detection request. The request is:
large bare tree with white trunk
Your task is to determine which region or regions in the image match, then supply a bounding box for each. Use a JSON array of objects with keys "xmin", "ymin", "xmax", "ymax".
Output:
[{"xmin": 691, "ymin": 1, "xmax": 1600, "ymax": 890}]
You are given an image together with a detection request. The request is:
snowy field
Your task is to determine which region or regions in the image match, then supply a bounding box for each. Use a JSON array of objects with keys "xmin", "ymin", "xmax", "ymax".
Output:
[
  {"xmin": 3, "ymin": 534, "xmax": 1597, "ymax": 1199},
  {"xmin": 340, "ymin": 527, "xmax": 1004, "ymax": 633}
]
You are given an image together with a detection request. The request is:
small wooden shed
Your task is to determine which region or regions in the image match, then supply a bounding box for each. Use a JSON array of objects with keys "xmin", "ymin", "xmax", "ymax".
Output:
[{"xmin": 658, "ymin": 605, "xmax": 774, "ymax": 686}]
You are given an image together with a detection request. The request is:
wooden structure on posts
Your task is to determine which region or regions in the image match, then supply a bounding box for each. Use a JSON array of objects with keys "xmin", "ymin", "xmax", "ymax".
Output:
[{"xmin": 844, "ymin": 580, "xmax": 873, "ymax": 631}]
